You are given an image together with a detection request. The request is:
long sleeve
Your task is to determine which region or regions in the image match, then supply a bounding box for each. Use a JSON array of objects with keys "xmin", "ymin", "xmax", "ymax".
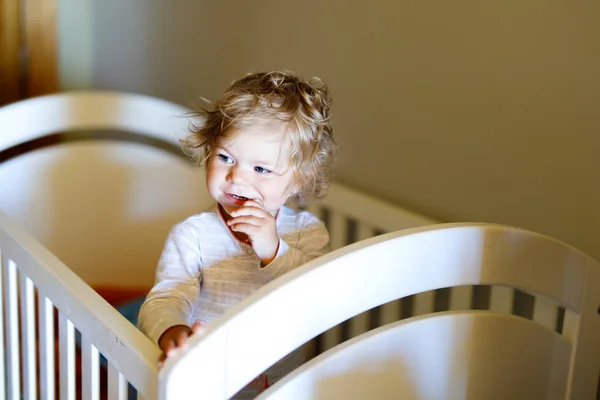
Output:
[
  {"xmin": 260, "ymin": 212, "xmax": 330, "ymax": 279},
  {"xmin": 138, "ymin": 222, "xmax": 203, "ymax": 345}
]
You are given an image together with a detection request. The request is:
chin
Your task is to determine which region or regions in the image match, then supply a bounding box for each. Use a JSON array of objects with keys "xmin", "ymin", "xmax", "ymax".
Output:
[{"xmin": 219, "ymin": 204, "xmax": 237, "ymax": 216}]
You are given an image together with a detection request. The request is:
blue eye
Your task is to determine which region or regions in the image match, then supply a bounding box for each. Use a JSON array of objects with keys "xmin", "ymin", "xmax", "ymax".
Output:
[
  {"xmin": 217, "ymin": 154, "xmax": 233, "ymax": 163},
  {"xmin": 254, "ymin": 166, "xmax": 272, "ymax": 174}
]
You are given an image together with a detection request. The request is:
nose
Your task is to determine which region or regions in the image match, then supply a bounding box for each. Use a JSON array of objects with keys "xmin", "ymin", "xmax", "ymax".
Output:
[{"xmin": 226, "ymin": 165, "xmax": 250, "ymax": 185}]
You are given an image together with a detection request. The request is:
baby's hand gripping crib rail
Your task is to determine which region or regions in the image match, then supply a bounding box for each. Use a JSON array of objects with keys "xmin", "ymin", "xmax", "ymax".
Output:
[{"xmin": 157, "ymin": 222, "xmax": 600, "ymax": 399}]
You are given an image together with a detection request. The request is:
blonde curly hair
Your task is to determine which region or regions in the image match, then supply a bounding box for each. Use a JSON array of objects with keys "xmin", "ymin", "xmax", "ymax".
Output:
[{"xmin": 182, "ymin": 70, "xmax": 337, "ymax": 205}]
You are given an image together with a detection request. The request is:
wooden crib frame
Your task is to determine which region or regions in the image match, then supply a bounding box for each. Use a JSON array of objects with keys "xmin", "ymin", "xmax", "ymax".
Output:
[{"xmin": 1, "ymin": 92, "xmax": 599, "ymax": 399}]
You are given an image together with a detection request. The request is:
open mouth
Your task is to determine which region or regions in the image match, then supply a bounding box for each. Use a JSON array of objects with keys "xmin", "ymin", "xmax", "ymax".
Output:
[{"xmin": 228, "ymin": 193, "xmax": 249, "ymax": 201}]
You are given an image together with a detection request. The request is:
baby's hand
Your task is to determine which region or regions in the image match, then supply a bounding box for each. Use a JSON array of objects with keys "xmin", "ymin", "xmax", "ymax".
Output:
[
  {"xmin": 157, "ymin": 321, "xmax": 203, "ymax": 367},
  {"xmin": 227, "ymin": 200, "xmax": 279, "ymax": 265}
]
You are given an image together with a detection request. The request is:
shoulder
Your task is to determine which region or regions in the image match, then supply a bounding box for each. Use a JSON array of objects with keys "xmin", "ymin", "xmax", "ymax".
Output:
[
  {"xmin": 168, "ymin": 207, "xmax": 222, "ymax": 237},
  {"xmin": 278, "ymin": 206, "xmax": 325, "ymax": 231}
]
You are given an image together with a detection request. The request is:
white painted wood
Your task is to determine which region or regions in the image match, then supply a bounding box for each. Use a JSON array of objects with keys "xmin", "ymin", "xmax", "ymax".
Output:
[
  {"xmin": 0, "ymin": 91, "xmax": 209, "ymax": 289},
  {"xmin": 565, "ymin": 257, "xmax": 600, "ymax": 399},
  {"xmin": 20, "ymin": 273, "xmax": 37, "ymax": 400},
  {"xmin": 3, "ymin": 258, "xmax": 20, "ymax": 400},
  {"xmin": 159, "ymin": 329, "xmax": 228, "ymax": 400},
  {"xmin": 413, "ymin": 290, "xmax": 435, "ymax": 317},
  {"xmin": 82, "ymin": 337, "xmax": 100, "ymax": 400},
  {"xmin": 260, "ymin": 312, "xmax": 571, "ymax": 400},
  {"xmin": 160, "ymin": 223, "xmax": 597, "ymax": 398},
  {"xmin": 320, "ymin": 211, "xmax": 347, "ymax": 352},
  {"xmin": 449, "ymin": 285, "xmax": 473, "ymax": 310},
  {"xmin": 108, "ymin": 364, "xmax": 128, "ymax": 400},
  {"xmin": 0, "ymin": 251, "xmax": 6, "ymax": 400},
  {"xmin": 316, "ymin": 182, "xmax": 438, "ymax": 234},
  {"xmin": 348, "ymin": 224, "xmax": 376, "ymax": 339},
  {"xmin": 0, "ymin": 212, "xmax": 160, "ymax": 400},
  {"xmin": 489, "ymin": 286, "xmax": 514, "ymax": 314},
  {"xmin": 533, "ymin": 295, "xmax": 559, "ymax": 331},
  {"xmin": 39, "ymin": 296, "xmax": 55, "ymax": 400},
  {"xmin": 59, "ymin": 314, "xmax": 76, "ymax": 400},
  {"xmin": 0, "ymin": 91, "xmax": 193, "ymax": 151},
  {"xmin": 562, "ymin": 309, "xmax": 578, "ymax": 342}
]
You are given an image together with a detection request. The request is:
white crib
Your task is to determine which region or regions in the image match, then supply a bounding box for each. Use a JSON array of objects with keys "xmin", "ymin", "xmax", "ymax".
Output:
[{"xmin": 0, "ymin": 92, "xmax": 598, "ymax": 399}]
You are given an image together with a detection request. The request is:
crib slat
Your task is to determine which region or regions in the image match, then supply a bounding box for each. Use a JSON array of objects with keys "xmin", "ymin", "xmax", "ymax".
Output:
[
  {"xmin": 306, "ymin": 204, "xmax": 324, "ymax": 221},
  {"xmin": 532, "ymin": 295, "xmax": 558, "ymax": 331},
  {"xmin": 4, "ymin": 259, "xmax": 20, "ymax": 400},
  {"xmin": 489, "ymin": 286, "xmax": 514, "ymax": 313},
  {"xmin": 59, "ymin": 313, "xmax": 76, "ymax": 400},
  {"xmin": 380, "ymin": 300, "xmax": 401, "ymax": 325},
  {"xmin": 355, "ymin": 224, "xmax": 375, "ymax": 242},
  {"xmin": 348, "ymin": 312, "xmax": 370, "ymax": 340},
  {"xmin": 108, "ymin": 364, "xmax": 128, "ymax": 400},
  {"xmin": 320, "ymin": 211, "xmax": 348, "ymax": 352},
  {"xmin": 328, "ymin": 210, "xmax": 347, "ymax": 250},
  {"xmin": 561, "ymin": 309, "xmax": 579, "ymax": 342},
  {"xmin": 39, "ymin": 296, "xmax": 55, "ymax": 400},
  {"xmin": 449, "ymin": 285, "xmax": 473, "ymax": 310},
  {"xmin": 321, "ymin": 324, "xmax": 341, "ymax": 353},
  {"xmin": 348, "ymin": 224, "xmax": 376, "ymax": 339},
  {"xmin": 20, "ymin": 274, "xmax": 37, "ymax": 400},
  {"xmin": 413, "ymin": 290, "xmax": 435, "ymax": 316},
  {"xmin": 82, "ymin": 337, "xmax": 100, "ymax": 400},
  {"xmin": 0, "ymin": 251, "xmax": 6, "ymax": 400}
]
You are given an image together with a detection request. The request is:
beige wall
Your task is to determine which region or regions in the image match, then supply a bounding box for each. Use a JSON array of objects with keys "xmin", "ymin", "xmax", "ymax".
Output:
[{"xmin": 59, "ymin": 1, "xmax": 600, "ymax": 260}]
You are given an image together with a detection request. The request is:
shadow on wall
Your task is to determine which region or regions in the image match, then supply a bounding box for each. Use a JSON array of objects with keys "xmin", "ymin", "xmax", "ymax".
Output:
[{"xmin": 0, "ymin": 133, "xmax": 210, "ymax": 290}]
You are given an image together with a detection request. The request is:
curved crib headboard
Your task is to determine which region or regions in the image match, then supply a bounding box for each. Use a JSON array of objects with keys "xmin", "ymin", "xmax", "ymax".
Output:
[
  {"xmin": 0, "ymin": 91, "xmax": 192, "ymax": 150},
  {"xmin": 160, "ymin": 223, "xmax": 600, "ymax": 399},
  {"xmin": 0, "ymin": 91, "xmax": 210, "ymax": 288}
]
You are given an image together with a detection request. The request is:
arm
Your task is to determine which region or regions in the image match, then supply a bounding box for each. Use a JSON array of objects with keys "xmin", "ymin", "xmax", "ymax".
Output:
[
  {"xmin": 137, "ymin": 222, "xmax": 202, "ymax": 345},
  {"xmin": 259, "ymin": 212, "xmax": 329, "ymax": 279}
]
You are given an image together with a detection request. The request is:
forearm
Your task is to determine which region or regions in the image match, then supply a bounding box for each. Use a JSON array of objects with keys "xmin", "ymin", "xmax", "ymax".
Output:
[
  {"xmin": 140, "ymin": 221, "xmax": 203, "ymax": 344},
  {"xmin": 138, "ymin": 295, "xmax": 194, "ymax": 345},
  {"xmin": 260, "ymin": 221, "xmax": 329, "ymax": 278}
]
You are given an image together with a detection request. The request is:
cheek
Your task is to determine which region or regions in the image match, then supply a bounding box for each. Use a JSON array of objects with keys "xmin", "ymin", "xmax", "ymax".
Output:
[
  {"xmin": 206, "ymin": 161, "xmax": 223, "ymax": 188},
  {"xmin": 262, "ymin": 179, "xmax": 295, "ymax": 201}
]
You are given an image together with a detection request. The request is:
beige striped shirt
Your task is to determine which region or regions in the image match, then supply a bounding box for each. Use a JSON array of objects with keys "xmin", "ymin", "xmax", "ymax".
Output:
[{"xmin": 138, "ymin": 204, "xmax": 329, "ymax": 397}]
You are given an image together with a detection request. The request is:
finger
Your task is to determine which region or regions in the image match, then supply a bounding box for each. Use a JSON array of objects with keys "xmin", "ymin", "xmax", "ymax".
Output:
[
  {"xmin": 229, "ymin": 223, "xmax": 261, "ymax": 236},
  {"xmin": 162, "ymin": 339, "xmax": 176, "ymax": 357},
  {"xmin": 253, "ymin": 198, "xmax": 265, "ymax": 207},
  {"xmin": 158, "ymin": 352, "xmax": 167, "ymax": 367},
  {"xmin": 230, "ymin": 204, "xmax": 268, "ymax": 218},
  {"xmin": 244, "ymin": 199, "xmax": 265, "ymax": 208},
  {"xmin": 191, "ymin": 321, "xmax": 204, "ymax": 333},
  {"xmin": 174, "ymin": 329, "xmax": 192, "ymax": 348},
  {"xmin": 228, "ymin": 215, "xmax": 264, "ymax": 227}
]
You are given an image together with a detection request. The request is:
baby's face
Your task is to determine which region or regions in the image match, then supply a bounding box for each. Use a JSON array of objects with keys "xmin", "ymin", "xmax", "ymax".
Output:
[{"xmin": 206, "ymin": 120, "xmax": 299, "ymax": 217}]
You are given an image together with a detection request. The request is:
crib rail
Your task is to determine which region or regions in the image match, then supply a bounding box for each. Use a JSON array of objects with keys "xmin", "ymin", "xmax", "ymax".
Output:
[
  {"xmin": 159, "ymin": 221, "xmax": 600, "ymax": 399},
  {"xmin": 306, "ymin": 184, "xmax": 573, "ymax": 357},
  {"xmin": 0, "ymin": 211, "xmax": 160, "ymax": 400}
]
